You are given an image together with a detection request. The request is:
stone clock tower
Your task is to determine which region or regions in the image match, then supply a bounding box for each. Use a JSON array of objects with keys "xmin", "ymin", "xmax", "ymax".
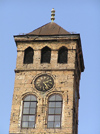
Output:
[{"xmin": 9, "ymin": 9, "xmax": 84, "ymax": 134}]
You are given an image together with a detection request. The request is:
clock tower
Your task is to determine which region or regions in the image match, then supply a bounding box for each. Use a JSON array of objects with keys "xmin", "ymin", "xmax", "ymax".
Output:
[{"xmin": 9, "ymin": 9, "xmax": 84, "ymax": 134}]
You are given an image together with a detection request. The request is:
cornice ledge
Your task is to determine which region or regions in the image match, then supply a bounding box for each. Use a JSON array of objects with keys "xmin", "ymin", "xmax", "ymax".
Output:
[{"xmin": 14, "ymin": 68, "xmax": 75, "ymax": 73}]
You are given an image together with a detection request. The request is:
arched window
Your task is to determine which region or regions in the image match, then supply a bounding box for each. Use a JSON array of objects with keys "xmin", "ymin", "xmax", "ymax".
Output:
[
  {"xmin": 47, "ymin": 94, "xmax": 62, "ymax": 128},
  {"xmin": 58, "ymin": 46, "xmax": 68, "ymax": 63},
  {"xmin": 22, "ymin": 95, "xmax": 37, "ymax": 128},
  {"xmin": 41, "ymin": 46, "xmax": 51, "ymax": 63},
  {"xmin": 24, "ymin": 47, "xmax": 34, "ymax": 64}
]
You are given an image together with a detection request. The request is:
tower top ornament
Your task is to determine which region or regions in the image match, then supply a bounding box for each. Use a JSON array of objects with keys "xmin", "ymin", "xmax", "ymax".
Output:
[{"xmin": 51, "ymin": 8, "xmax": 55, "ymax": 22}]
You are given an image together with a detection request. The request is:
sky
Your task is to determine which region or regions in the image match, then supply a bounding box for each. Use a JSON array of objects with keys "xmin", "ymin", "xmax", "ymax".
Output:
[{"xmin": 0, "ymin": 0, "xmax": 100, "ymax": 134}]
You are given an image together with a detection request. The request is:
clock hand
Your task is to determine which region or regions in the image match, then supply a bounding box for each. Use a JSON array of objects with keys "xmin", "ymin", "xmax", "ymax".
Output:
[
  {"xmin": 43, "ymin": 82, "xmax": 48, "ymax": 89},
  {"xmin": 43, "ymin": 85, "xmax": 45, "ymax": 90},
  {"xmin": 44, "ymin": 81, "xmax": 52, "ymax": 86}
]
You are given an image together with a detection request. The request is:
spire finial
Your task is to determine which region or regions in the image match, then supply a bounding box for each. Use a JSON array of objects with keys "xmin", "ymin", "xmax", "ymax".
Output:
[{"xmin": 51, "ymin": 8, "xmax": 55, "ymax": 22}]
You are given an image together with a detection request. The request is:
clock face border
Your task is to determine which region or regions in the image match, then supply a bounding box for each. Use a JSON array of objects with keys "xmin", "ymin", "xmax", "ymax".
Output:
[{"xmin": 34, "ymin": 74, "xmax": 54, "ymax": 92}]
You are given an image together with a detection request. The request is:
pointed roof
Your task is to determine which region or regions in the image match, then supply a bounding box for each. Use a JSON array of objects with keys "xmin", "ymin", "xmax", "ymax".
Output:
[{"xmin": 26, "ymin": 22, "xmax": 70, "ymax": 35}]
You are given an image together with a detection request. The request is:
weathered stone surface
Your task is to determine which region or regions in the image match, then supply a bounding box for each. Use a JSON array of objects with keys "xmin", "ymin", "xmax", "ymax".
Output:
[{"xmin": 9, "ymin": 38, "xmax": 83, "ymax": 134}]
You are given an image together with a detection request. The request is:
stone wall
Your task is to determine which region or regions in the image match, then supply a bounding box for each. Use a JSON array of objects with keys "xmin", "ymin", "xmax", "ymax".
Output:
[{"xmin": 9, "ymin": 41, "xmax": 79, "ymax": 134}]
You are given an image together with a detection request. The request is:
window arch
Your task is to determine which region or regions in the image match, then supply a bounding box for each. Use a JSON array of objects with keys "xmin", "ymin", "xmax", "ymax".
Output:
[
  {"xmin": 47, "ymin": 94, "xmax": 63, "ymax": 128},
  {"xmin": 21, "ymin": 95, "xmax": 37, "ymax": 128},
  {"xmin": 24, "ymin": 47, "xmax": 34, "ymax": 64},
  {"xmin": 41, "ymin": 46, "xmax": 51, "ymax": 63},
  {"xmin": 58, "ymin": 46, "xmax": 68, "ymax": 63}
]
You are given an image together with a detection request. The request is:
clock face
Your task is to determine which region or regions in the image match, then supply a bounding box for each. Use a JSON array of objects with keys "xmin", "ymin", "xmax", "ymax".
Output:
[{"xmin": 34, "ymin": 74, "xmax": 54, "ymax": 91}]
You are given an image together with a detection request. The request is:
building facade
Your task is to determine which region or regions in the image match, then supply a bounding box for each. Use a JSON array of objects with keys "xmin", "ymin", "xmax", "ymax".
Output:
[{"xmin": 9, "ymin": 14, "xmax": 84, "ymax": 134}]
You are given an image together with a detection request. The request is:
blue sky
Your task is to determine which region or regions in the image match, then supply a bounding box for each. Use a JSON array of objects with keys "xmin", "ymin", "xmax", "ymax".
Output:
[{"xmin": 0, "ymin": 0, "xmax": 100, "ymax": 134}]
